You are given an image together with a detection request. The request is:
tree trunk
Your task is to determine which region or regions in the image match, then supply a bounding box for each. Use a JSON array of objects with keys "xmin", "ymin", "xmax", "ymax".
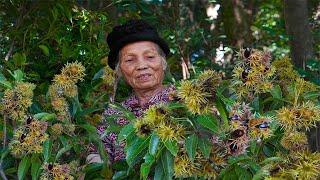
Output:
[
  {"xmin": 283, "ymin": 0, "xmax": 314, "ymax": 69},
  {"xmin": 284, "ymin": 0, "xmax": 318, "ymax": 151},
  {"xmin": 220, "ymin": 0, "xmax": 256, "ymax": 48}
]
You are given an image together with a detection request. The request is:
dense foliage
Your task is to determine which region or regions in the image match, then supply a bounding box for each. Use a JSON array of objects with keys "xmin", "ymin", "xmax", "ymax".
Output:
[{"xmin": 0, "ymin": 0, "xmax": 319, "ymax": 180}]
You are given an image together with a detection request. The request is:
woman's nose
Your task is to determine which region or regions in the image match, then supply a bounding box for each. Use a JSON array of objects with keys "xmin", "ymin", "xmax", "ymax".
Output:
[{"xmin": 136, "ymin": 57, "xmax": 148, "ymax": 70}]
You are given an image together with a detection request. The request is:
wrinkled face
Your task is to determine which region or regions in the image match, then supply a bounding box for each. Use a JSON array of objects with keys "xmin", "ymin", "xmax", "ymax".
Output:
[{"xmin": 119, "ymin": 41, "xmax": 165, "ymax": 91}]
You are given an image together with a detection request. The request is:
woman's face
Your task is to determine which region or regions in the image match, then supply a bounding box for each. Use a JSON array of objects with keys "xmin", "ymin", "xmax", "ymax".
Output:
[{"xmin": 119, "ymin": 41, "xmax": 165, "ymax": 91}]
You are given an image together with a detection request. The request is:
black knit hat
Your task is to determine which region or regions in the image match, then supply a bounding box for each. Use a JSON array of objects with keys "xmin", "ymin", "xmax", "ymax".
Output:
[{"xmin": 107, "ymin": 19, "xmax": 170, "ymax": 69}]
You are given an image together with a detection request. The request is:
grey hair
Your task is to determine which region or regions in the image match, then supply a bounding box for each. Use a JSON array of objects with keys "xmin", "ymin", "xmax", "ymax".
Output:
[{"xmin": 115, "ymin": 44, "xmax": 167, "ymax": 77}]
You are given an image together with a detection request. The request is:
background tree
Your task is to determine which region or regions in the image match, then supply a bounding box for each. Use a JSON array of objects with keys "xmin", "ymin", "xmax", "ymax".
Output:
[{"xmin": 284, "ymin": 0, "xmax": 314, "ymax": 69}]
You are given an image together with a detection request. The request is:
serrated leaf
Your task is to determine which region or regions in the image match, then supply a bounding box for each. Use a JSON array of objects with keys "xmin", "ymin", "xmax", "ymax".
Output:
[
  {"xmin": 43, "ymin": 139, "xmax": 52, "ymax": 162},
  {"xmin": 112, "ymin": 170, "xmax": 127, "ymax": 180},
  {"xmin": 163, "ymin": 140, "xmax": 178, "ymax": 156},
  {"xmin": 0, "ymin": 79, "xmax": 12, "ymax": 89},
  {"xmin": 198, "ymin": 138, "xmax": 212, "ymax": 158},
  {"xmin": 93, "ymin": 68, "xmax": 105, "ymax": 80},
  {"xmin": 149, "ymin": 134, "xmax": 160, "ymax": 156},
  {"xmin": 160, "ymin": 150, "xmax": 174, "ymax": 180},
  {"xmin": 0, "ymin": 72, "xmax": 6, "ymax": 81},
  {"xmin": 55, "ymin": 145, "xmax": 72, "ymax": 161},
  {"xmin": 1, "ymin": 147, "xmax": 10, "ymax": 161},
  {"xmin": 228, "ymin": 155, "xmax": 250, "ymax": 164},
  {"xmin": 261, "ymin": 157, "xmax": 281, "ymax": 165},
  {"xmin": 303, "ymin": 91, "xmax": 320, "ymax": 100},
  {"xmin": 126, "ymin": 137, "xmax": 150, "ymax": 167},
  {"xmin": 18, "ymin": 156, "xmax": 31, "ymax": 180},
  {"xmin": 83, "ymin": 163, "xmax": 103, "ymax": 173},
  {"xmin": 11, "ymin": 69, "xmax": 24, "ymax": 81},
  {"xmin": 13, "ymin": 52, "xmax": 26, "ymax": 66},
  {"xmin": 34, "ymin": 112, "xmax": 56, "ymax": 121},
  {"xmin": 31, "ymin": 154, "xmax": 41, "ymax": 180},
  {"xmin": 118, "ymin": 124, "xmax": 134, "ymax": 142},
  {"xmin": 108, "ymin": 103, "xmax": 136, "ymax": 121},
  {"xmin": 196, "ymin": 115, "xmax": 218, "ymax": 133},
  {"xmin": 140, "ymin": 154, "xmax": 155, "ymax": 180},
  {"xmin": 270, "ymin": 85, "xmax": 282, "ymax": 99},
  {"xmin": 154, "ymin": 161, "xmax": 164, "ymax": 180},
  {"xmin": 141, "ymin": 163, "xmax": 151, "ymax": 180},
  {"xmin": 39, "ymin": 45, "xmax": 49, "ymax": 56},
  {"xmin": 215, "ymin": 97, "xmax": 228, "ymax": 129},
  {"xmin": 235, "ymin": 165, "xmax": 252, "ymax": 180},
  {"xmin": 186, "ymin": 134, "xmax": 198, "ymax": 162}
]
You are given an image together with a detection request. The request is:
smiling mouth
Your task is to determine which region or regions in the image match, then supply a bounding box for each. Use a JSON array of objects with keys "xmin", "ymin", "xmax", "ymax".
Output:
[{"xmin": 137, "ymin": 73, "xmax": 151, "ymax": 81}]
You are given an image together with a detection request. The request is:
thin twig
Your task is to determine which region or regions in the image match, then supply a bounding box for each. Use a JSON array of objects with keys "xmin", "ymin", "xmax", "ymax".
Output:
[
  {"xmin": 0, "ymin": 166, "xmax": 8, "ymax": 180},
  {"xmin": 0, "ymin": 158, "xmax": 8, "ymax": 180},
  {"xmin": 0, "ymin": 165, "xmax": 8, "ymax": 180},
  {"xmin": 4, "ymin": 42, "xmax": 14, "ymax": 61}
]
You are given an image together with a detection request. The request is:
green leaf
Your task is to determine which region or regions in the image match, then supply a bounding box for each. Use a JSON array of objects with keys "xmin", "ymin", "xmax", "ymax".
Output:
[
  {"xmin": 9, "ymin": 69, "xmax": 24, "ymax": 81},
  {"xmin": 263, "ymin": 144, "xmax": 275, "ymax": 157},
  {"xmin": 93, "ymin": 68, "xmax": 104, "ymax": 80},
  {"xmin": 70, "ymin": 96, "xmax": 81, "ymax": 116},
  {"xmin": 126, "ymin": 137, "xmax": 150, "ymax": 167},
  {"xmin": 18, "ymin": 156, "xmax": 31, "ymax": 180},
  {"xmin": 12, "ymin": 52, "xmax": 26, "ymax": 67},
  {"xmin": 39, "ymin": 45, "xmax": 50, "ymax": 56},
  {"xmin": 59, "ymin": 136, "xmax": 68, "ymax": 147},
  {"xmin": 167, "ymin": 102, "xmax": 186, "ymax": 110},
  {"xmin": 55, "ymin": 145, "xmax": 72, "ymax": 161},
  {"xmin": 261, "ymin": 157, "xmax": 281, "ymax": 165},
  {"xmin": 141, "ymin": 163, "xmax": 151, "ymax": 180},
  {"xmin": 235, "ymin": 165, "xmax": 252, "ymax": 180},
  {"xmin": 303, "ymin": 91, "xmax": 320, "ymax": 100},
  {"xmin": 160, "ymin": 150, "xmax": 174, "ymax": 180},
  {"xmin": 216, "ymin": 91, "xmax": 235, "ymax": 107},
  {"xmin": 34, "ymin": 112, "xmax": 56, "ymax": 121},
  {"xmin": 149, "ymin": 134, "xmax": 160, "ymax": 156},
  {"xmin": 118, "ymin": 124, "xmax": 134, "ymax": 142},
  {"xmin": 163, "ymin": 140, "xmax": 178, "ymax": 156},
  {"xmin": 77, "ymin": 107, "xmax": 104, "ymax": 117},
  {"xmin": 185, "ymin": 134, "xmax": 198, "ymax": 162},
  {"xmin": 154, "ymin": 161, "xmax": 164, "ymax": 180},
  {"xmin": 81, "ymin": 123, "xmax": 109, "ymax": 162},
  {"xmin": 140, "ymin": 154, "xmax": 155, "ymax": 180},
  {"xmin": 43, "ymin": 139, "xmax": 52, "ymax": 162},
  {"xmin": 0, "ymin": 73, "xmax": 12, "ymax": 89},
  {"xmin": 1, "ymin": 147, "xmax": 10, "ymax": 161},
  {"xmin": 112, "ymin": 171, "xmax": 127, "ymax": 180},
  {"xmin": 196, "ymin": 115, "xmax": 218, "ymax": 133},
  {"xmin": 108, "ymin": 103, "xmax": 136, "ymax": 121},
  {"xmin": 215, "ymin": 97, "xmax": 228, "ymax": 129},
  {"xmin": 228, "ymin": 155, "xmax": 250, "ymax": 164},
  {"xmin": 83, "ymin": 163, "xmax": 103, "ymax": 173},
  {"xmin": 198, "ymin": 138, "xmax": 212, "ymax": 158},
  {"xmin": 270, "ymin": 85, "xmax": 282, "ymax": 99},
  {"xmin": 0, "ymin": 79, "xmax": 12, "ymax": 89},
  {"xmin": 31, "ymin": 154, "xmax": 41, "ymax": 180}
]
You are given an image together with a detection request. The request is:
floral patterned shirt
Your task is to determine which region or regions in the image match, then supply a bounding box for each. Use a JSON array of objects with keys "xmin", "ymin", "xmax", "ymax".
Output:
[{"xmin": 95, "ymin": 85, "xmax": 175, "ymax": 163}]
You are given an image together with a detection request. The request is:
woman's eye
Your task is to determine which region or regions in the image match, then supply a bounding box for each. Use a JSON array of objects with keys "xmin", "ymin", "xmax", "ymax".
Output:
[
  {"xmin": 147, "ymin": 56, "xmax": 154, "ymax": 59},
  {"xmin": 125, "ymin": 59, "xmax": 133, "ymax": 62}
]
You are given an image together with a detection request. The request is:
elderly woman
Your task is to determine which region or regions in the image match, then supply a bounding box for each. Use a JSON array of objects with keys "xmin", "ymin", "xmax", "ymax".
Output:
[{"xmin": 88, "ymin": 19, "xmax": 175, "ymax": 163}]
